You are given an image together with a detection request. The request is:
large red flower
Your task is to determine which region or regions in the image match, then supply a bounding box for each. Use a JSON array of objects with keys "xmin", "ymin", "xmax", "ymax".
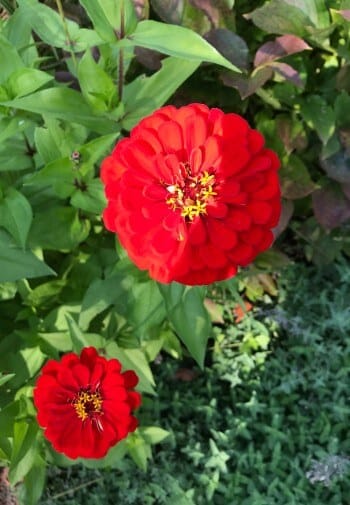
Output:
[
  {"xmin": 34, "ymin": 347, "xmax": 141, "ymax": 459},
  {"xmin": 101, "ymin": 104, "xmax": 281, "ymax": 285}
]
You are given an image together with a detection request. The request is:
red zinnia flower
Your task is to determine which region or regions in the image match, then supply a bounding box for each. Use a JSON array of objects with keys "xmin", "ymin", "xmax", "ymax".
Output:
[
  {"xmin": 101, "ymin": 104, "xmax": 281, "ymax": 285},
  {"xmin": 34, "ymin": 347, "xmax": 141, "ymax": 459}
]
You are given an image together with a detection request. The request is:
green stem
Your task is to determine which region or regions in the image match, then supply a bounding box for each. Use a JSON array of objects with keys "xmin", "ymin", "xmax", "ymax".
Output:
[
  {"xmin": 55, "ymin": 0, "xmax": 77, "ymax": 72},
  {"xmin": 117, "ymin": 0, "xmax": 125, "ymax": 102}
]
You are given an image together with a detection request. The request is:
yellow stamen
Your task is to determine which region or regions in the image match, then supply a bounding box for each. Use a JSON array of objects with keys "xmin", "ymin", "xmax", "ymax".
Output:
[
  {"xmin": 73, "ymin": 389, "xmax": 103, "ymax": 422},
  {"xmin": 165, "ymin": 171, "xmax": 217, "ymax": 221}
]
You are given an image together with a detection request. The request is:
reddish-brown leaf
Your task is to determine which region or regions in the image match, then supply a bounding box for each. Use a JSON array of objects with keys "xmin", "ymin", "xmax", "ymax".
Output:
[
  {"xmin": 268, "ymin": 62, "xmax": 303, "ymax": 87},
  {"xmin": 233, "ymin": 300, "xmax": 253, "ymax": 324},
  {"xmin": 254, "ymin": 34, "xmax": 311, "ymax": 67},
  {"xmin": 221, "ymin": 66, "xmax": 272, "ymax": 99}
]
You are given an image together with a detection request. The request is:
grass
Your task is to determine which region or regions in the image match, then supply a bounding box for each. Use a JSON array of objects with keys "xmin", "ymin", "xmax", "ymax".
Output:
[{"xmin": 39, "ymin": 258, "xmax": 350, "ymax": 505}]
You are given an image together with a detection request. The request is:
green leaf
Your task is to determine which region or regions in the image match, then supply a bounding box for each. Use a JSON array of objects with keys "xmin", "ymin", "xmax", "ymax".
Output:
[
  {"xmin": 128, "ymin": 20, "xmax": 240, "ymax": 72},
  {"xmin": 25, "ymin": 157, "xmax": 76, "ymax": 198},
  {"xmin": 139, "ymin": 426, "xmax": 170, "ymax": 445},
  {"xmin": 0, "ymin": 188, "xmax": 33, "ymax": 248},
  {"xmin": 0, "ymin": 117, "xmax": 32, "ymax": 144},
  {"xmin": 71, "ymin": 179, "xmax": 106, "ymax": 215},
  {"xmin": 0, "ymin": 230, "xmax": 55, "ymax": 282},
  {"xmin": 78, "ymin": 50, "xmax": 117, "ymax": 112},
  {"xmin": 16, "ymin": 0, "xmax": 102, "ymax": 51},
  {"xmin": 0, "ymin": 373, "xmax": 15, "ymax": 387},
  {"xmin": 65, "ymin": 314, "xmax": 90, "ymax": 354},
  {"xmin": 126, "ymin": 431, "xmax": 152, "ymax": 471},
  {"xmin": 300, "ymin": 95, "xmax": 335, "ymax": 144},
  {"xmin": 6, "ymin": 68, "xmax": 53, "ymax": 98},
  {"xmin": 1, "ymin": 88, "xmax": 118, "ymax": 135},
  {"xmin": 21, "ymin": 456, "xmax": 46, "ymax": 505},
  {"xmin": 0, "ymin": 33, "xmax": 23, "ymax": 84},
  {"xmin": 106, "ymin": 342, "xmax": 155, "ymax": 394},
  {"xmin": 0, "ymin": 402, "xmax": 19, "ymax": 437},
  {"xmin": 280, "ymin": 154, "xmax": 317, "ymax": 199},
  {"xmin": 79, "ymin": 273, "xmax": 134, "ymax": 330},
  {"xmin": 122, "ymin": 56, "xmax": 200, "ymax": 130},
  {"xmin": 246, "ymin": 0, "xmax": 312, "ymax": 36},
  {"xmin": 80, "ymin": 0, "xmax": 137, "ymax": 41},
  {"xmin": 10, "ymin": 421, "xmax": 39, "ymax": 485},
  {"xmin": 29, "ymin": 206, "xmax": 90, "ymax": 251},
  {"xmin": 158, "ymin": 284, "xmax": 210, "ymax": 368},
  {"xmin": 79, "ymin": 0, "xmax": 116, "ymax": 42},
  {"xmin": 0, "ymin": 140, "xmax": 33, "ymax": 172}
]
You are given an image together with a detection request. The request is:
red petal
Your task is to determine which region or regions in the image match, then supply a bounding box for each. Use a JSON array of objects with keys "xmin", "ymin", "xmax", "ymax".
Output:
[
  {"xmin": 229, "ymin": 243, "xmax": 255, "ymax": 266},
  {"xmin": 248, "ymin": 201, "xmax": 273, "ymax": 224},
  {"xmin": 158, "ymin": 120, "xmax": 184, "ymax": 152},
  {"xmin": 227, "ymin": 209, "xmax": 251, "ymax": 230},
  {"xmin": 206, "ymin": 202, "xmax": 228, "ymax": 218},
  {"xmin": 188, "ymin": 217, "xmax": 207, "ymax": 245},
  {"xmin": 248, "ymin": 129, "xmax": 265, "ymax": 154},
  {"xmin": 207, "ymin": 218, "xmax": 238, "ymax": 250},
  {"xmin": 184, "ymin": 114, "xmax": 208, "ymax": 154},
  {"xmin": 123, "ymin": 370, "xmax": 139, "ymax": 388}
]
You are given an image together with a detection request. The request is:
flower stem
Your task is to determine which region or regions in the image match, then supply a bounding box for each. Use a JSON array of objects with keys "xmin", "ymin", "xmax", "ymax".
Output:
[
  {"xmin": 117, "ymin": 0, "xmax": 125, "ymax": 102},
  {"xmin": 55, "ymin": 0, "xmax": 77, "ymax": 72}
]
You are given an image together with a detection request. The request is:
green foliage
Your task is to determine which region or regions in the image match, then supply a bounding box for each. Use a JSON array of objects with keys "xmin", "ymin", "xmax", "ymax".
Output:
[
  {"xmin": 0, "ymin": 0, "xmax": 350, "ymax": 501},
  {"xmin": 39, "ymin": 260, "xmax": 350, "ymax": 504}
]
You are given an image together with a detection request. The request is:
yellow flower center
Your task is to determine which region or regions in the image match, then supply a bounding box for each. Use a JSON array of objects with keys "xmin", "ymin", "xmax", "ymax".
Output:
[
  {"xmin": 166, "ymin": 169, "xmax": 217, "ymax": 221},
  {"xmin": 73, "ymin": 389, "xmax": 103, "ymax": 422}
]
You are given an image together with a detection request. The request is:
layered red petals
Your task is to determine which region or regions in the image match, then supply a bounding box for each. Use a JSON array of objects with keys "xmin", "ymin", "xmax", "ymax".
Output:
[
  {"xmin": 101, "ymin": 104, "xmax": 281, "ymax": 285},
  {"xmin": 34, "ymin": 347, "xmax": 141, "ymax": 459}
]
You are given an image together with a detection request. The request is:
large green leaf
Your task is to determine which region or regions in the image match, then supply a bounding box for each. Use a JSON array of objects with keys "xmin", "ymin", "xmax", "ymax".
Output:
[
  {"xmin": 16, "ymin": 0, "xmax": 102, "ymax": 51},
  {"xmin": 0, "ymin": 33, "xmax": 23, "ymax": 84},
  {"xmin": 0, "ymin": 230, "xmax": 55, "ymax": 282},
  {"xmin": 1, "ymin": 88, "xmax": 118, "ymax": 134},
  {"xmin": 300, "ymin": 95, "xmax": 335, "ymax": 144},
  {"xmin": 158, "ymin": 284, "xmax": 211, "ymax": 368},
  {"xmin": 106, "ymin": 341, "xmax": 155, "ymax": 395},
  {"xmin": 28, "ymin": 206, "xmax": 90, "ymax": 251},
  {"xmin": 79, "ymin": 273, "xmax": 134, "ymax": 329},
  {"xmin": 128, "ymin": 20, "xmax": 239, "ymax": 72},
  {"xmin": 78, "ymin": 50, "xmax": 117, "ymax": 112},
  {"xmin": 246, "ymin": 0, "xmax": 312, "ymax": 36},
  {"xmin": 10, "ymin": 421, "xmax": 39, "ymax": 485},
  {"xmin": 6, "ymin": 68, "xmax": 53, "ymax": 98},
  {"xmin": 122, "ymin": 56, "xmax": 200, "ymax": 130},
  {"xmin": 0, "ymin": 188, "xmax": 33, "ymax": 248},
  {"xmin": 80, "ymin": 0, "xmax": 137, "ymax": 41}
]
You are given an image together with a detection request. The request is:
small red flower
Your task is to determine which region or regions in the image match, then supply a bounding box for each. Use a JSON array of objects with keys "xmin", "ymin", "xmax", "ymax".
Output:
[
  {"xmin": 34, "ymin": 347, "xmax": 141, "ymax": 459},
  {"xmin": 101, "ymin": 104, "xmax": 281, "ymax": 285}
]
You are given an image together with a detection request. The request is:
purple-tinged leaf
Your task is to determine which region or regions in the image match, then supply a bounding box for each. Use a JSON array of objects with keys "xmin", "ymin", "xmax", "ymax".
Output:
[
  {"xmin": 276, "ymin": 116, "xmax": 308, "ymax": 154},
  {"xmin": 320, "ymin": 149, "xmax": 350, "ymax": 183},
  {"xmin": 150, "ymin": 0, "xmax": 183, "ymax": 24},
  {"xmin": 221, "ymin": 67, "xmax": 272, "ymax": 99},
  {"xmin": 342, "ymin": 182, "xmax": 350, "ymax": 201},
  {"xmin": 254, "ymin": 34, "xmax": 311, "ymax": 67},
  {"xmin": 244, "ymin": 0, "xmax": 310, "ymax": 36},
  {"xmin": 268, "ymin": 62, "xmax": 303, "ymax": 87},
  {"xmin": 312, "ymin": 186, "xmax": 350, "ymax": 229},
  {"xmin": 281, "ymin": 154, "xmax": 317, "ymax": 199},
  {"xmin": 205, "ymin": 29, "xmax": 249, "ymax": 70},
  {"xmin": 190, "ymin": 0, "xmax": 220, "ymax": 28},
  {"xmin": 337, "ymin": 10, "xmax": 350, "ymax": 22},
  {"xmin": 273, "ymin": 199, "xmax": 294, "ymax": 238},
  {"xmin": 134, "ymin": 47, "xmax": 163, "ymax": 70}
]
